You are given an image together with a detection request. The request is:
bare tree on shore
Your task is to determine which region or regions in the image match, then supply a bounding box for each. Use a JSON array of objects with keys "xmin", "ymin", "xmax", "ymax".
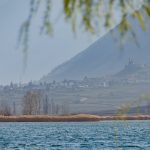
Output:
[
  {"xmin": 61, "ymin": 102, "xmax": 70, "ymax": 115},
  {"xmin": 43, "ymin": 94, "xmax": 49, "ymax": 115},
  {"xmin": 22, "ymin": 91, "xmax": 42, "ymax": 115},
  {"xmin": 13, "ymin": 102, "xmax": 16, "ymax": 115},
  {"xmin": 0, "ymin": 101, "xmax": 12, "ymax": 116}
]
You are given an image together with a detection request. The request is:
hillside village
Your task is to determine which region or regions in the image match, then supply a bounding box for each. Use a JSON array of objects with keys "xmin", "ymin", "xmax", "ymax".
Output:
[{"xmin": 0, "ymin": 60, "xmax": 150, "ymax": 115}]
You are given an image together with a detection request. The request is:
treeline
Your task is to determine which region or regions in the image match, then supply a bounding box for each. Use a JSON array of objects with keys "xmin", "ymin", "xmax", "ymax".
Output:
[{"xmin": 0, "ymin": 90, "xmax": 69, "ymax": 116}]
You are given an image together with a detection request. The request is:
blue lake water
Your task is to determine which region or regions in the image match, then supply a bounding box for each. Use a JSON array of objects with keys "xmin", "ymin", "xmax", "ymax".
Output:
[{"xmin": 0, "ymin": 121, "xmax": 149, "ymax": 150}]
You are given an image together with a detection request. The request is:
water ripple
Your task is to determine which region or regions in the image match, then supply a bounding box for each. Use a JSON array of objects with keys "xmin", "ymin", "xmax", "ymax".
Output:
[{"xmin": 0, "ymin": 121, "xmax": 149, "ymax": 149}]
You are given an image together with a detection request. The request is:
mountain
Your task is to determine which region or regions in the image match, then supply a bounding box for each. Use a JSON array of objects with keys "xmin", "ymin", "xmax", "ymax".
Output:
[{"xmin": 41, "ymin": 17, "xmax": 150, "ymax": 83}]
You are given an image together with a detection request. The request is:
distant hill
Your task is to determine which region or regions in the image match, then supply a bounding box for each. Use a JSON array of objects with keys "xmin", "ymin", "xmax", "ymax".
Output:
[{"xmin": 41, "ymin": 17, "xmax": 150, "ymax": 83}]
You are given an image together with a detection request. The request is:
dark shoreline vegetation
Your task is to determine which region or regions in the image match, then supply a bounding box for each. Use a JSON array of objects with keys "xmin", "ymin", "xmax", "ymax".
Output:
[{"xmin": 0, "ymin": 114, "xmax": 149, "ymax": 122}]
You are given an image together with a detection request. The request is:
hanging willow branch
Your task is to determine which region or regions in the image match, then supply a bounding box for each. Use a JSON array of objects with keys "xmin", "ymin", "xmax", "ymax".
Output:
[{"xmin": 19, "ymin": 0, "xmax": 150, "ymax": 53}]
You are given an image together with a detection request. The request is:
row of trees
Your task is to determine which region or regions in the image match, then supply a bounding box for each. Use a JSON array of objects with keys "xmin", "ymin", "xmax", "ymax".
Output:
[
  {"xmin": 22, "ymin": 91, "xmax": 69, "ymax": 115},
  {"xmin": 0, "ymin": 90, "xmax": 70, "ymax": 116}
]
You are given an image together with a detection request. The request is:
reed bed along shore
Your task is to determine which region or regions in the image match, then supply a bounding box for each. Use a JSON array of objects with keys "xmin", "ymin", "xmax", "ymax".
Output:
[{"xmin": 0, "ymin": 114, "xmax": 150, "ymax": 122}]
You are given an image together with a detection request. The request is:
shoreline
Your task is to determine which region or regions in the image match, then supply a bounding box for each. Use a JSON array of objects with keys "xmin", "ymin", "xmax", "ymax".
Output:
[{"xmin": 0, "ymin": 114, "xmax": 150, "ymax": 122}]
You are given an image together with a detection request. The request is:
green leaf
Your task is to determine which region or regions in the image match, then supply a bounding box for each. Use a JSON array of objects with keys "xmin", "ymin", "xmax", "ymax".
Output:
[{"xmin": 132, "ymin": 11, "xmax": 146, "ymax": 31}]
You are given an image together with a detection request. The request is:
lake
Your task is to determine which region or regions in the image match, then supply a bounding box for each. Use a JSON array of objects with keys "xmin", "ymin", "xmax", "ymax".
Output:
[{"xmin": 0, "ymin": 121, "xmax": 149, "ymax": 149}]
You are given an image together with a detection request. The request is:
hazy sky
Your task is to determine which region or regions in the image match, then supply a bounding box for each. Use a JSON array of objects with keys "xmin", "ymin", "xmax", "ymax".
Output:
[
  {"xmin": 0, "ymin": 0, "xmax": 143, "ymax": 85},
  {"xmin": 0, "ymin": 0, "xmax": 100, "ymax": 85}
]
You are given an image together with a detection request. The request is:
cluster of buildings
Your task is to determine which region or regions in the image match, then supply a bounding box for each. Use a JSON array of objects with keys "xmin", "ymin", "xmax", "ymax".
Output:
[{"xmin": 1, "ymin": 60, "xmax": 150, "ymax": 93}]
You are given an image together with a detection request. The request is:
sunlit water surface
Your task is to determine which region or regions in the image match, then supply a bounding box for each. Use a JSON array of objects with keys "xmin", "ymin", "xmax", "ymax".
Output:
[{"xmin": 0, "ymin": 121, "xmax": 149, "ymax": 150}]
